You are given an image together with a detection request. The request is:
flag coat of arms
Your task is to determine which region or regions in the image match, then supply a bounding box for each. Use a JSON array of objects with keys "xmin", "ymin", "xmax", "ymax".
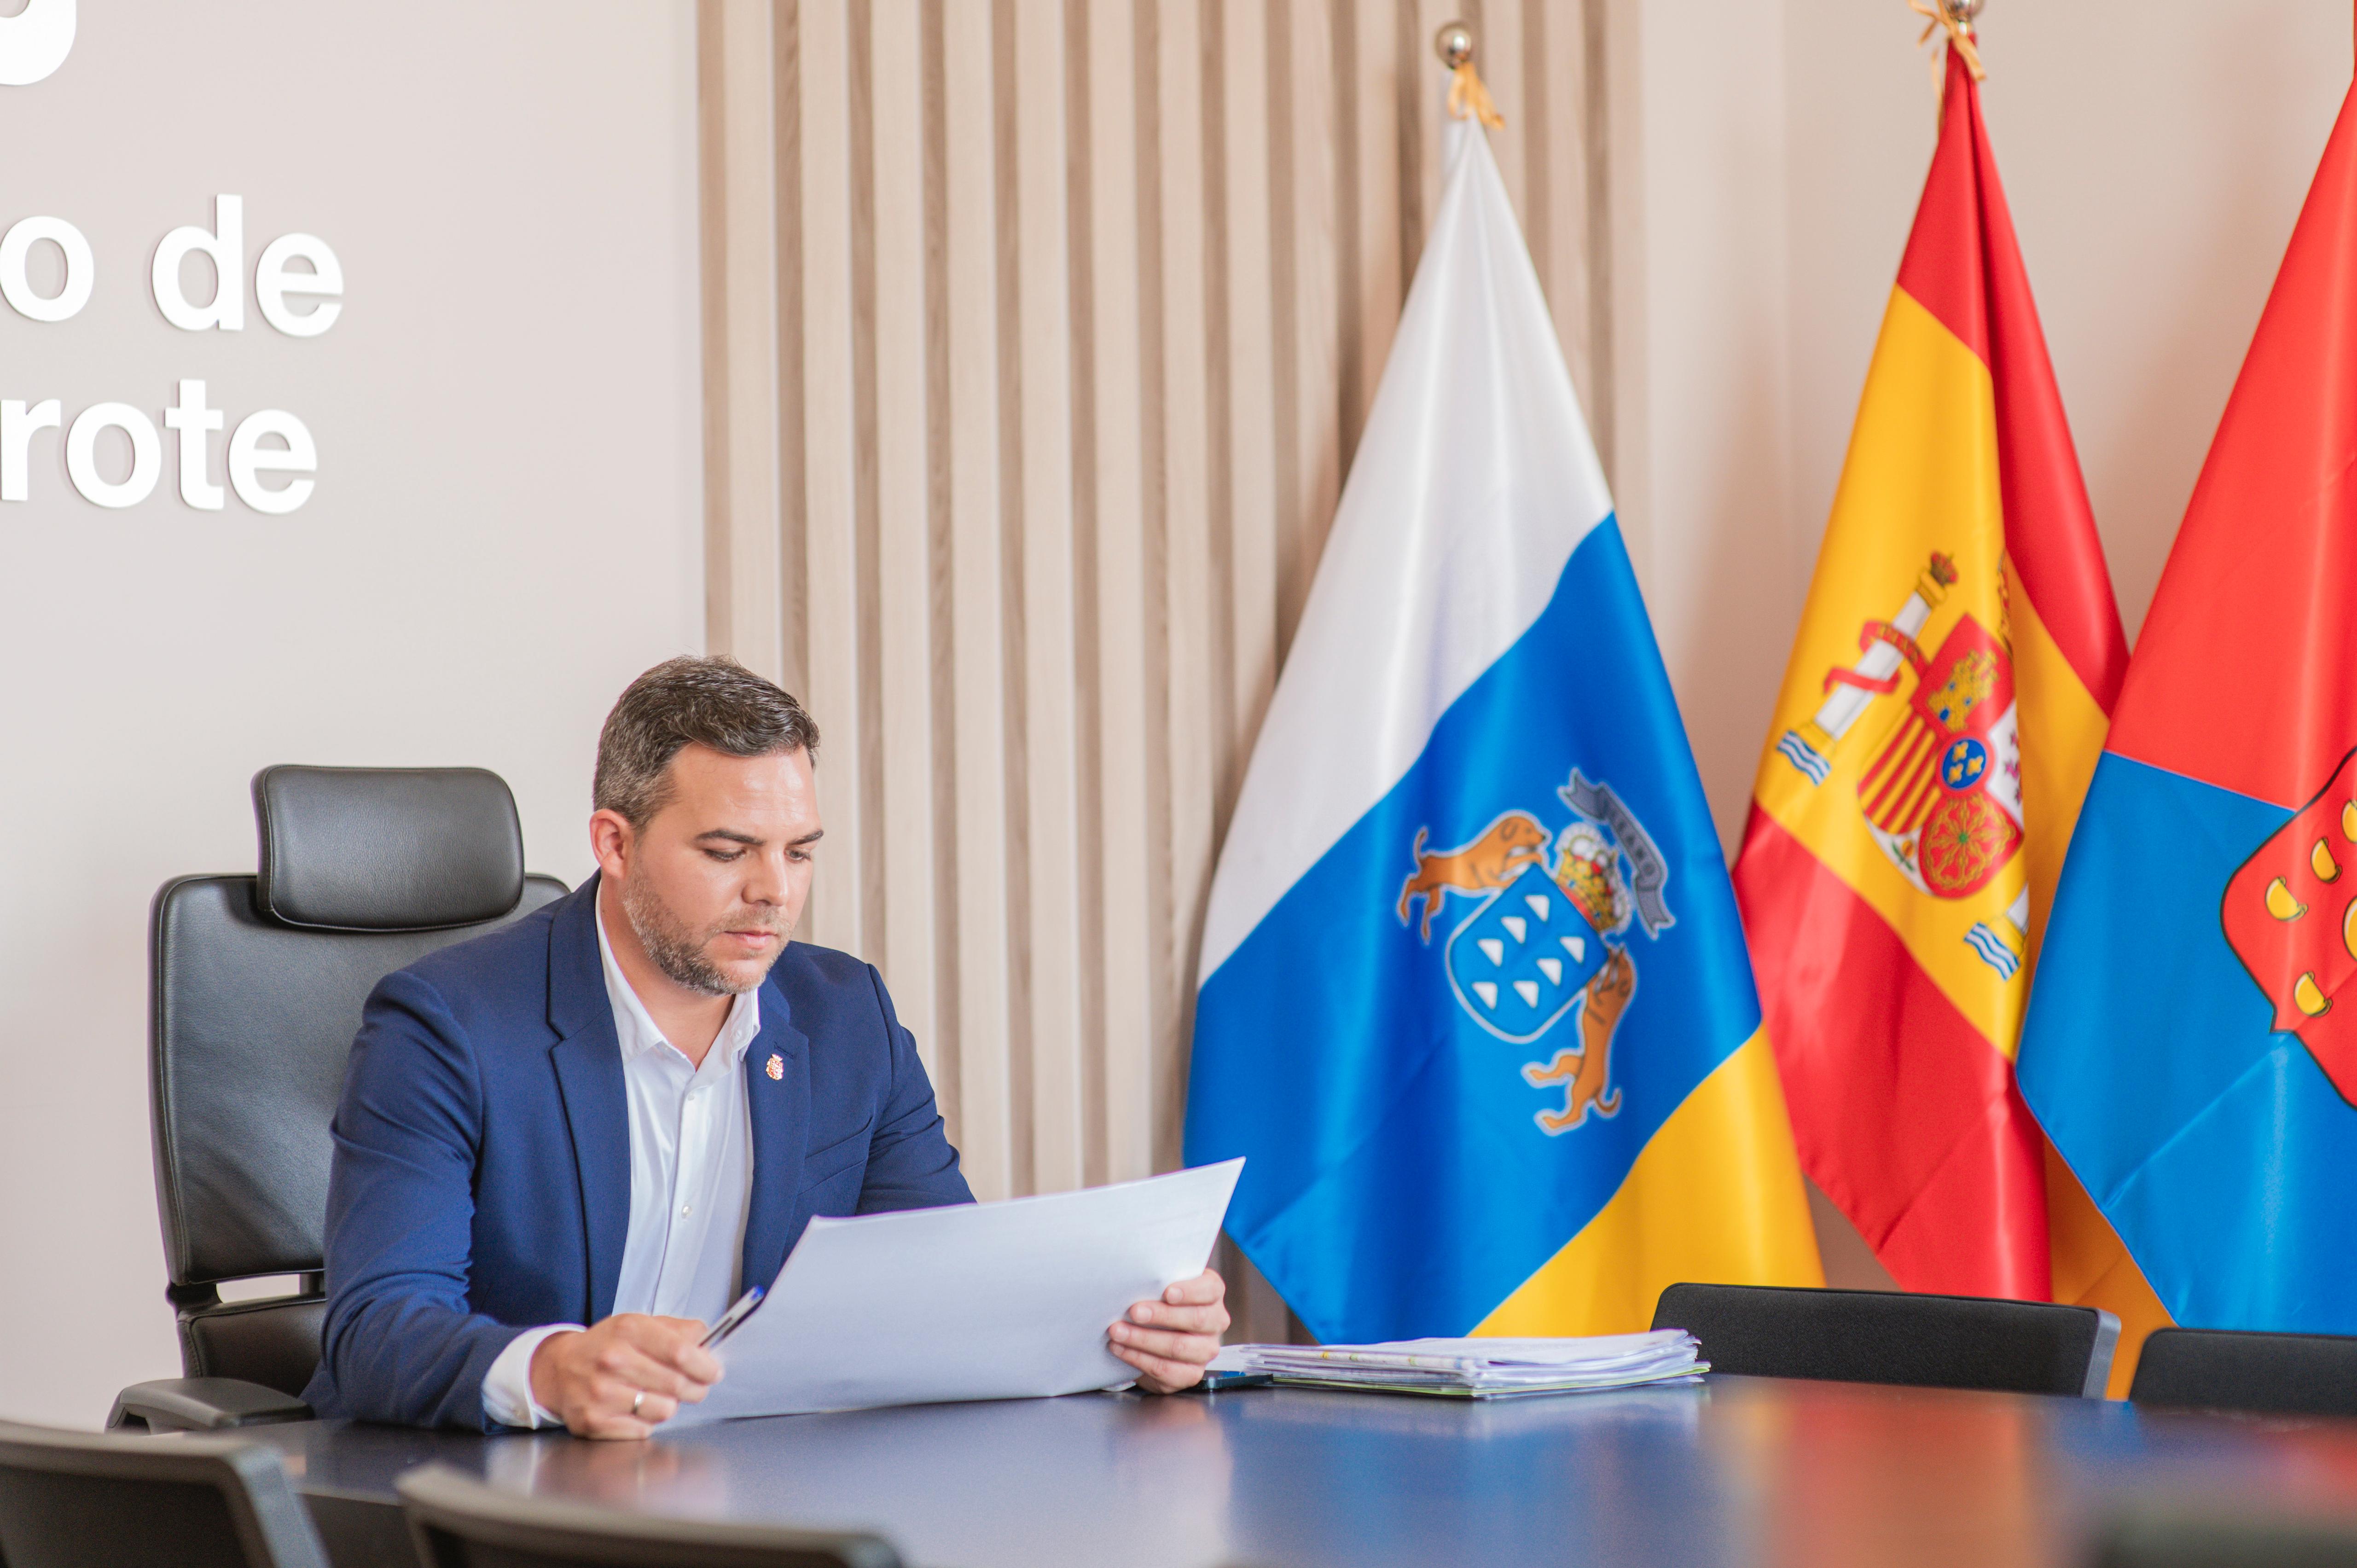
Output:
[
  {"xmin": 1731, "ymin": 39, "xmax": 2155, "ymax": 1321},
  {"xmin": 2018, "ymin": 47, "xmax": 2357, "ymax": 1332},
  {"xmin": 1183, "ymin": 107, "xmax": 1821, "ymax": 1345}
]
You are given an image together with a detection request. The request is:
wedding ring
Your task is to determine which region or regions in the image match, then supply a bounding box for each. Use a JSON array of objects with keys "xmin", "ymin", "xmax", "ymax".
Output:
[{"xmin": 630, "ymin": 1390, "xmax": 646, "ymax": 1416}]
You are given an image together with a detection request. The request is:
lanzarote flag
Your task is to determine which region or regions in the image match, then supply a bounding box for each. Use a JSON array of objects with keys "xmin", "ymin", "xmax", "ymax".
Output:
[
  {"xmin": 1732, "ymin": 36, "xmax": 2147, "ymax": 1315},
  {"xmin": 2020, "ymin": 34, "xmax": 2357, "ymax": 1337}
]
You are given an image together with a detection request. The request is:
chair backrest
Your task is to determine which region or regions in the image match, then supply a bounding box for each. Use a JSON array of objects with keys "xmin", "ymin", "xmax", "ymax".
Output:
[
  {"xmin": 397, "ymin": 1465, "xmax": 902, "ymax": 1568},
  {"xmin": 2129, "ymin": 1327, "xmax": 2357, "ymax": 1417},
  {"xmin": 1653, "ymin": 1282, "xmax": 2118, "ymax": 1397},
  {"xmin": 2088, "ymin": 1504, "xmax": 2357, "ymax": 1568},
  {"xmin": 152, "ymin": 766, "xmax": 565, "ymax": 1394},
  {"xmin": 0, "ymin": 1421, "xmax": 330, "ymax": 1568}
]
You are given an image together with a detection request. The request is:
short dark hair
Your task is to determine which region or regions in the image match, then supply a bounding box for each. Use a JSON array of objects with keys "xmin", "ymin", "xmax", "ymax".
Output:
[{"xmin": 593, "ymin": 656, "xmax": 820, "ymax": 829}]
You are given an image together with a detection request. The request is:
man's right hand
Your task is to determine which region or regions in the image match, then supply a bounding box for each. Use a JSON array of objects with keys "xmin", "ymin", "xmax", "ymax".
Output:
[{"xmin": 528, "ymin": 1314, "xmax": 722, "ymax": 1439}]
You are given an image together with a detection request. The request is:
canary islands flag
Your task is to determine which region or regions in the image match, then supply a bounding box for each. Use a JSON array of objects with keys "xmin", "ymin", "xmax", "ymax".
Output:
[
  {"xmin": 2019, "ymin": 45, "xmax": 2357, "ymax": 1333},
  {"xmin": 1183, "ymin": 105, "xmax": 1821, "ymax": 1344}
]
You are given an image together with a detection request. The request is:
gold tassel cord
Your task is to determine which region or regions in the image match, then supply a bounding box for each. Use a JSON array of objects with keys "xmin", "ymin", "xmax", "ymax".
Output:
[
  {"xmin": 1448, "ymin": 60, "xmax": 1505, "ymax": 130},
  {"xmin": 1910, "ymin": 0, "xmax": 1987, "ymax": 83}
]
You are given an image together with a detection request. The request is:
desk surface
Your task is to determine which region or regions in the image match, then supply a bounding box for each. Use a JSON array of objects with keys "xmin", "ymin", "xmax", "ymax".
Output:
[{"xmin": 249, "ymin": 1376, "xmax": 2357, "ymax": 1568}]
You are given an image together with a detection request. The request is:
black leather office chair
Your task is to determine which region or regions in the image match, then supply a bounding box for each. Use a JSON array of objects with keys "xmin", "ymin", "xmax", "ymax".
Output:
[
  {"xmin": 0, "ymin": 1419, "xmax": 331, "ymax": 1568},
  {"xmin": 398, "ymin": 1464, "xmax": 902, "ymax": 1568},
  {"xmin": 110, "ymin": 766, "xmax": 567, "ymax": 1433},
  {"xmin": 2129, "ymin": 1327, "xmax": 2357, "ymax": 1417},
  {"xmin": 1653, "ymin": 1282, "xmax": 2119, "ymax": 1397}
]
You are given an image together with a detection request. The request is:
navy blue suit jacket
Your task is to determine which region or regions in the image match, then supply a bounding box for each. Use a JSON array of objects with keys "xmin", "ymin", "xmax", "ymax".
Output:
[{"xmin": 302, "ymin": 876, "xmax": 973, "ymax": 1429}]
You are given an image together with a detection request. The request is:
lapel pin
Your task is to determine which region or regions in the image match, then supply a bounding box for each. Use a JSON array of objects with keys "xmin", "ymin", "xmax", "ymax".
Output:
[{"xmin": 766, "ymin": 1053, "xmax": 785, "ymax": 1081}]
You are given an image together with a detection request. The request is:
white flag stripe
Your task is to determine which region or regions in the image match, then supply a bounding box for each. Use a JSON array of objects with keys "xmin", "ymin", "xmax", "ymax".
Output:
[{"xmin": 1197, "ymin": 118, "xmax": 1614, "ymax": 981}]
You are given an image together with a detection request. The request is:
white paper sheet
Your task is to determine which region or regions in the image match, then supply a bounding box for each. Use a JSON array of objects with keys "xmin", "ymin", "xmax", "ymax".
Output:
[{"xmin": 670, "ymin": 1158, "xmax": 1243, "ymax": 1424}]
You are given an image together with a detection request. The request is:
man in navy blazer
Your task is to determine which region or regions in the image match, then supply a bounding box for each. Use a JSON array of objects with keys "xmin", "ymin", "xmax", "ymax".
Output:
[{"xmin": 305, "ymin": 657, "xmax": 1227, "ymax": 1434}]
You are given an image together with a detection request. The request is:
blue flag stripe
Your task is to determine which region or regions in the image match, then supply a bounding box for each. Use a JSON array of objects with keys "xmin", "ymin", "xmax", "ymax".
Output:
[
  {"xmin": 1186, "ymin": 520, "xmax": 1762, "ymax": 1340},
  {"xmin": 2017, "ymin": 751, "xmax": 2357, "ymax": 1330}
]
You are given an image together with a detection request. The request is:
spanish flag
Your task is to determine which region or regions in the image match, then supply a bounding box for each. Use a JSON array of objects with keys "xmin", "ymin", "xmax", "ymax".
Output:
[{"xmin": 1731, "ymin": 30, "xmax": 2160, "ymax": 1355}]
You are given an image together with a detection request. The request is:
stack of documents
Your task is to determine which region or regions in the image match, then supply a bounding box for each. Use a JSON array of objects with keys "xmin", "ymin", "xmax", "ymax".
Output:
[{"xmin": 1217, "ymin": 1330, "xmax": 1706, "ymax": 1400}]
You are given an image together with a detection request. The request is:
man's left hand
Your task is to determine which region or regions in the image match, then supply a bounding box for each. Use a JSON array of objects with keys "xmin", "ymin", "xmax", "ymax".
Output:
[{"xmin": 1108, "ymin": 1268, "xmax": 1230, "ymax": 1392}]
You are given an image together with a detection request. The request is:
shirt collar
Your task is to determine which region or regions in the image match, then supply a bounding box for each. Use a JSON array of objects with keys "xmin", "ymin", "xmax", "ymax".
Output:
[{"xmin": 594, "ymin": 883, "xmax": 763, "ymax": 1071}]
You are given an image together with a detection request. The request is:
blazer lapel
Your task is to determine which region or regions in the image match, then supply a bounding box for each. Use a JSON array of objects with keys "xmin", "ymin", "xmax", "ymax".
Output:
[
  {"xmin": 546, "ymin": 874, "xmax": 631, "ymax": 1324},
  {"xmin": 739, "ymin": 980, "xmax": 812, "ymax": 1290}
]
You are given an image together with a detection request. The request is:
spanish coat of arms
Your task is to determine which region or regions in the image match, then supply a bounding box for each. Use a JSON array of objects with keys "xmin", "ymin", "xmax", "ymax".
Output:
[
  {"xmin": 1773, "ymin": 551, "xmax": 2033, "ymax": 979},
  {"xmin": 1396, "ymin": 772, "xmax": 1673, "ymax": 1135}
]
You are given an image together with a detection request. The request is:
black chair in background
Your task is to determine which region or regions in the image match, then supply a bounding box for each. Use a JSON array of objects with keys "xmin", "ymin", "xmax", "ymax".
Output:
[
  {"xmin": 2088, "ymin": 1504, "xmax": 2357, "ymax": 1568},
  {"xmin": 1653, "ymin": 1282, "xmax": 2119, "ymax": 1398},
  {"xmin": 2130, "ymin": 1327, "xmax": 2357, "ymax": 1417},
  {"xmin": 398, "ymin": 1464, "xmax": 902, "ymax": 1568},
  {"xmin": 110, "ymin": 766, "xmax": 567, "ymax": 1433},
  {"xmin": 0, "ymin": 1420, "xmax": 330, "ymax": 1568}
]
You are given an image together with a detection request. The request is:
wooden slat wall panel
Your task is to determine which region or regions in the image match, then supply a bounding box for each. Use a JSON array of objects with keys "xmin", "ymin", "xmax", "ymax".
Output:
[
  {"xmin": 1084, "ymin": 0, "xmax": 1156, "ymax": 1188},
  {"xmin": 1012, "ymin": 0, "xmax": 1084, "ymax": 1197},
  {"xmin": 702, "ymin": 0, "xmax": 1609, "ymax": 1338},
  {"xmin": 787, "ymin": 0, "xmax": 871, "ymax": 957},
  {"xmin": 1283, "ymin": 0, "xmax": 1341, "ymax": 651},
  {"xmin": 700, "ymin": 1, "xmax": 785, "ymax": 684},
  {"xmin": 1217, "ymin": 0, "xmax": 1277, "ymax": 836},
  {"xmin": 1347, "ymin": 1, "xmax": 1402, "ymax": 445},
  {"xmin": 868, "ymin": 0, "xmax": 941, "ymax": 1098},
  {"xmin": 1155, "ymin": 0, "xmax": 1216, "ymax": 1178},
  {"xmin": 1486, "ymin": 0, "xmax": 1528, "ymax": 220}
]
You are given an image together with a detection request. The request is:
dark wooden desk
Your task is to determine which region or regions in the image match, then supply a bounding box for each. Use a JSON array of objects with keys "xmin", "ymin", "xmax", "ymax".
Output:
[{"xmin": 247, "ymin": 1376, "xmax": 2357, "ymax": 1568}]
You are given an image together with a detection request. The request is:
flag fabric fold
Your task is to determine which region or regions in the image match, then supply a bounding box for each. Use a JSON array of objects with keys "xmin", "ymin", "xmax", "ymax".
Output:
[
  {"xmin": 2018, "ymin": 48, "xmax": 2357, "ymax": 1334},
  {"xmin": 1733, "ymin": 44, "xmax": 2153, "ymax": 1327},
  {"xmin": 1184, "ymin": 111, "xmax": 1819, "ymax": 1346}
]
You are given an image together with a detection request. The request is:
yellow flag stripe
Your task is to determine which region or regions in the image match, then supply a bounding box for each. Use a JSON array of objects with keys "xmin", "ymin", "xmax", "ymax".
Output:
[
  {"xmin": 1471, "ymin": 1031, "xmax": 1825, "ymax": 1336},
  {"xmin": 2007, "ymin": 579, "xmax": 2109, "ymax": 973},
  {"xmin": 2047, "ymin": 1142, "xmax": 2174, "ymax": 1396},
  {"xmin": 2013, "ymin": 594, "xmax": 2174, "ymax": 1392},
  {"xmin": 1751, "ymin": 287, "xmax": 2019, "ymax": 1050}
]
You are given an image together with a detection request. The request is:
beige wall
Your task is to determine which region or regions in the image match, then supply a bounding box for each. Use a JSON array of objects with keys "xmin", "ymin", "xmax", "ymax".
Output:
[
  {"xmin": 0, "ymin": 4, "xmax": 703, "ymax": 1425},
  {"xmin": 1783, "ymin": 1, "xmax": 2349, "ymax": 651},
  {"xmin": 1631, "ymin": 0, "xmax": 2349, "ymax": 848},
  {"xmin": 1606, "ymin": 0, "xmax": 1798, "ymax": 842},
  {"xmin": 3, "ymin": 0, "xmax": 2343, "ymax": 1425}
]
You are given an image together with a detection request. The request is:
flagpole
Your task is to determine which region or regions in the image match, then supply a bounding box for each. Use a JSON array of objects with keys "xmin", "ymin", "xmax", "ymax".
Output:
[
  {"xmin": 1432, "ymin": 20, "xmax": 1505, "ymax": 128},
  {"xmin": 1434, "ymin": 20, "xmax": 1473, "ymax": 70},
  {"xmin": 1911, "ymin": 0, "xmax": 1986, "ymax": 83}
]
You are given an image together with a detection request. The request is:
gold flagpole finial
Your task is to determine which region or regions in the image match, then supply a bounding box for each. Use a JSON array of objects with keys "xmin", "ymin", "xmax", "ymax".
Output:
[
  {"xmin": 1434, "ymin": 21, "xmax": 1505, "ymax": 129},
  {"xmin": 1910, "ymin": 0, "xmax": 1987, "ymax": 83}
]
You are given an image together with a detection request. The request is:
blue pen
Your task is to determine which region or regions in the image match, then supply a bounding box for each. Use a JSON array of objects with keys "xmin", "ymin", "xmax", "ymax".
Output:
[{"xmin": 700, "ymin": 1285, "xmax": 766, "ymax": 1349}]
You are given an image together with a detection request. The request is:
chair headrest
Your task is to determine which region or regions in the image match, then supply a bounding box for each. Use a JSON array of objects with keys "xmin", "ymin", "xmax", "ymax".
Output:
[{"xmin": 253, "ymin": 766, "xmax": 526, "ymax": 931}]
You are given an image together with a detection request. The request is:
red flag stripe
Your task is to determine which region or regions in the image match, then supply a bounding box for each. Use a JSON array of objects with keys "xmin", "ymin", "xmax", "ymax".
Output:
[
  {"xmin": 1894, "ymin": 48, "xmax": 2129, "ymax": 715},
  {"xmin": 2102, "ymin": 75, "xmax": 2357, "ymax": 806},
  {"xmin": 1737, "ymin": 808, "xmax": 2052, "ymax": 1298}
]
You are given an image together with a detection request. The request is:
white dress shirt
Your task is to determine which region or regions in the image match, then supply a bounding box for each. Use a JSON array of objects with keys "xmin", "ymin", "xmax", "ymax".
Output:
[{"xmin": 480, "ymin": 894, "xmax": 765, "ymax": 1428}]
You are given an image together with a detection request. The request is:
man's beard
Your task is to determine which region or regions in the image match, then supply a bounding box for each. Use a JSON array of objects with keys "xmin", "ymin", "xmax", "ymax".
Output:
[{"xmin": 621, "ymin": 876, "xmax": 788, "ymax": 997}]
